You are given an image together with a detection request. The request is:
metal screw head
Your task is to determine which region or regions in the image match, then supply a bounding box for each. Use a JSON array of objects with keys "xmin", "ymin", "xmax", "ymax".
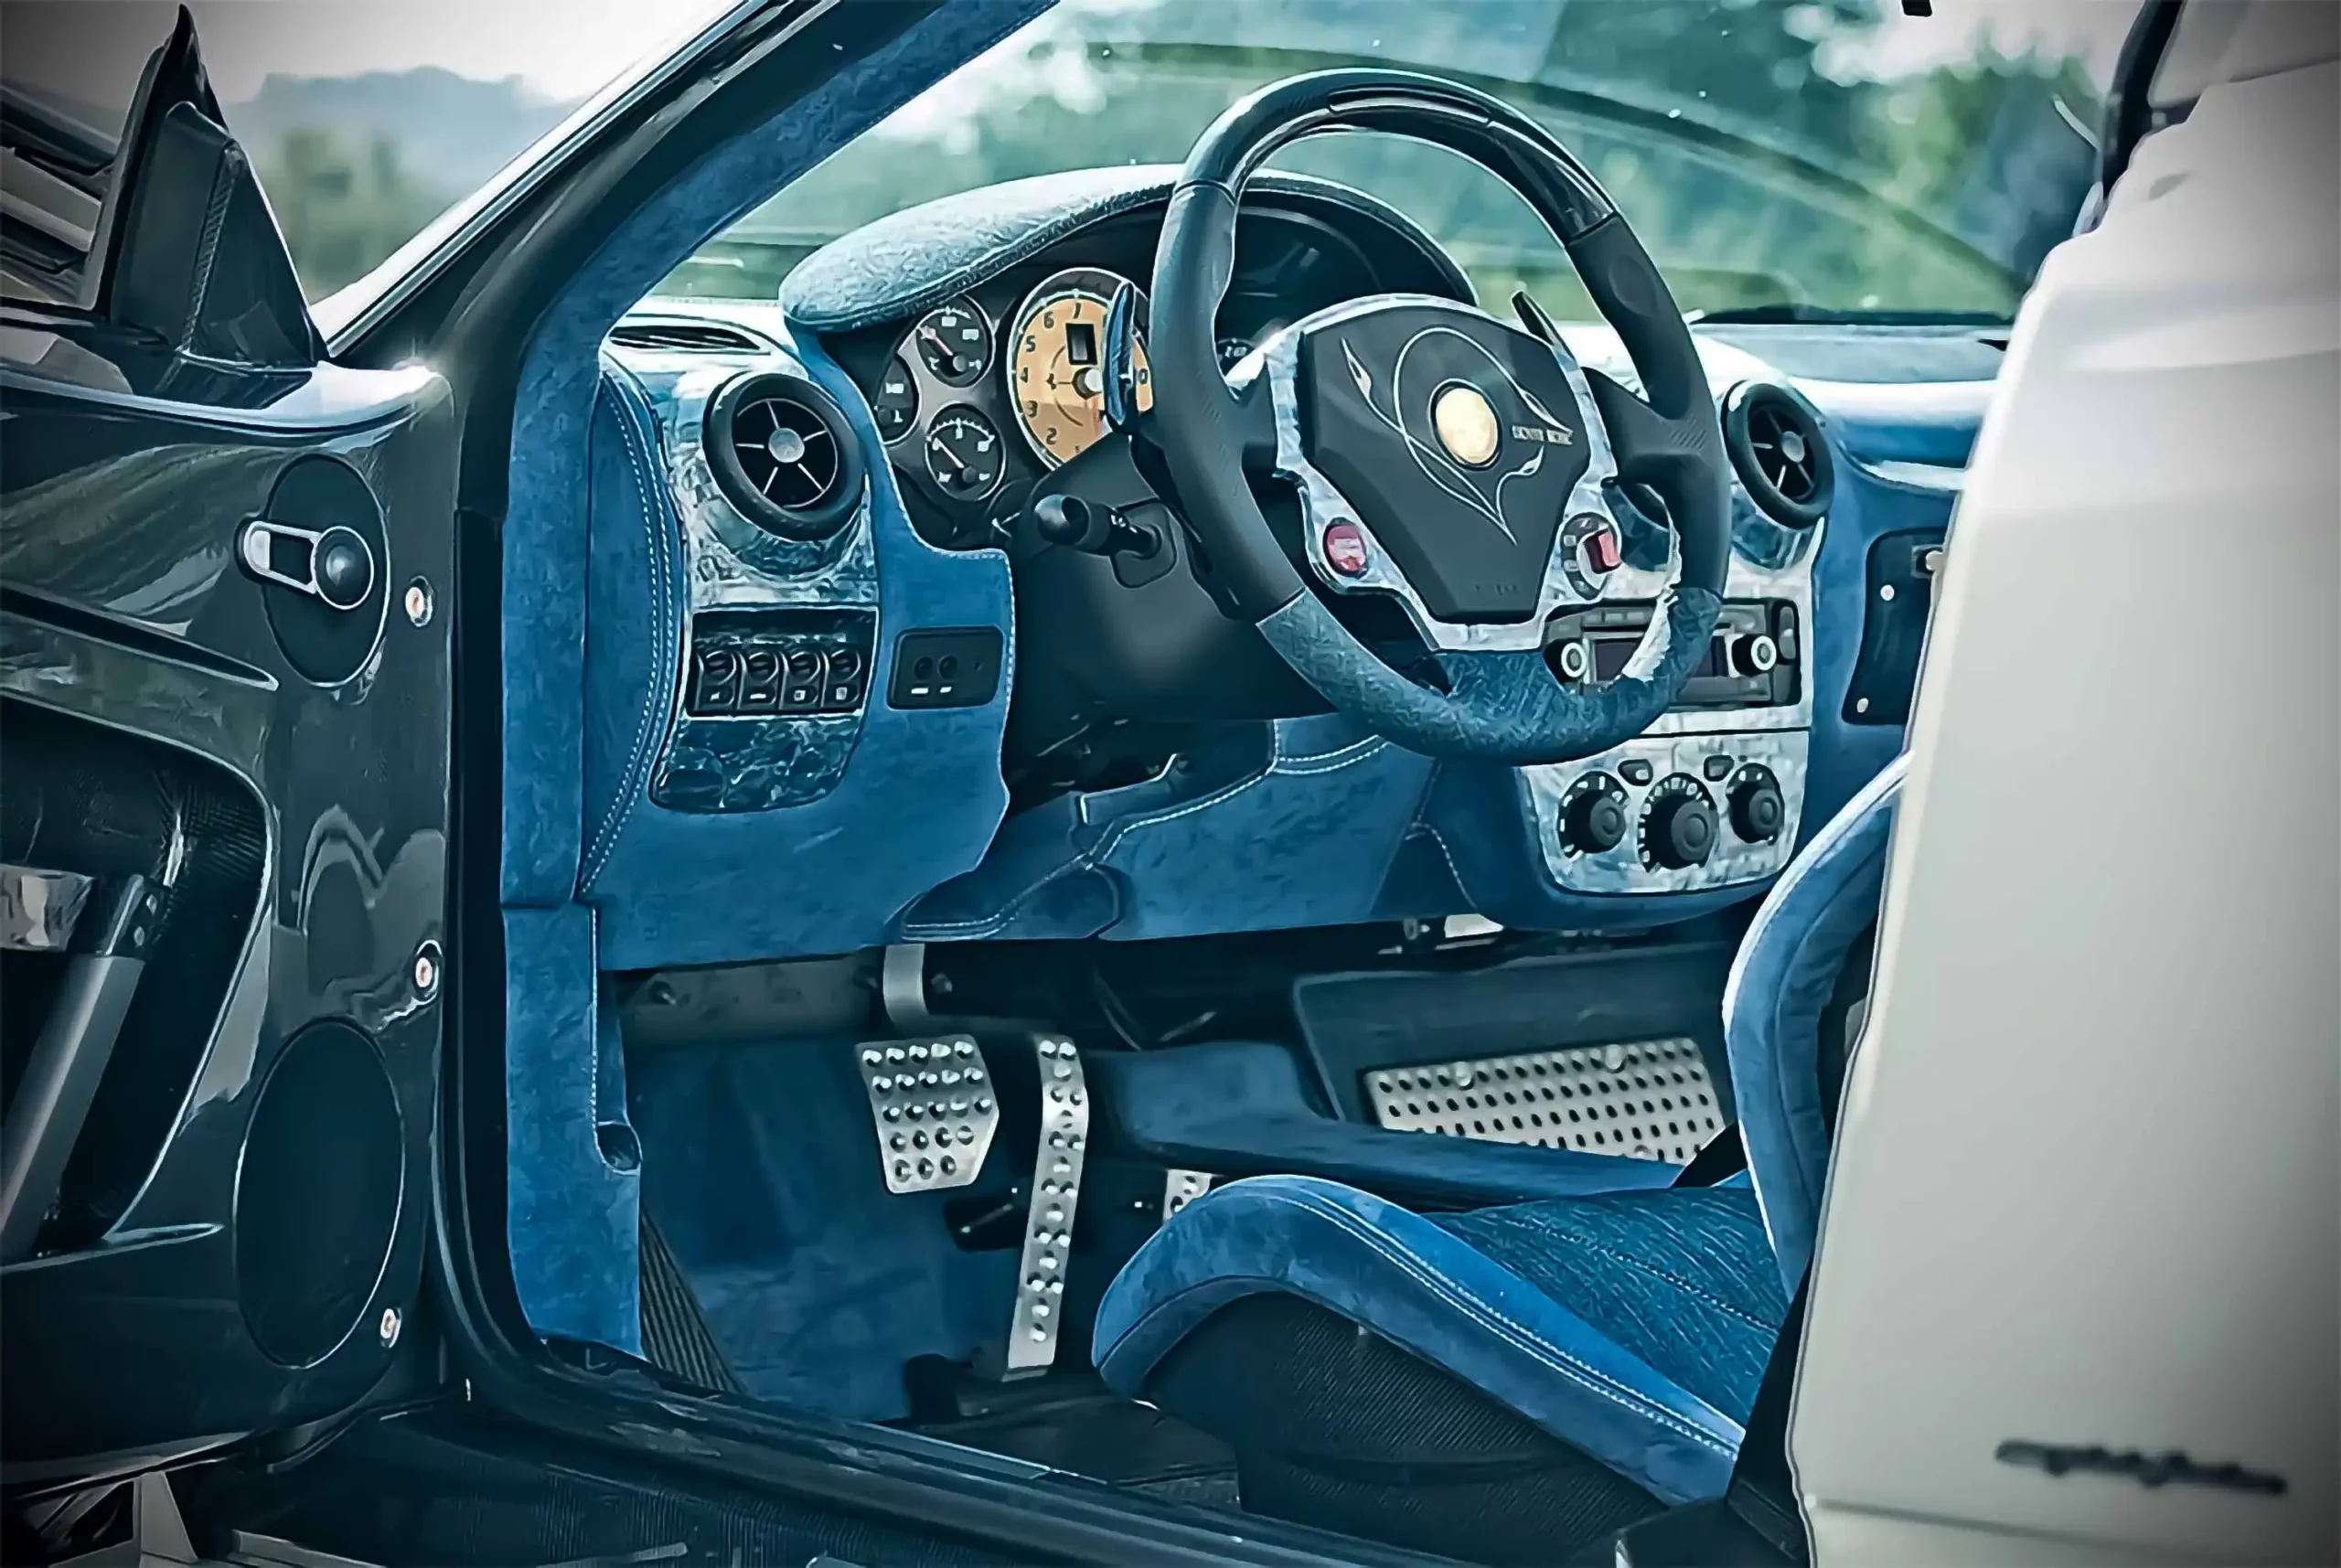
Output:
[
  {"xmin": 403, "ymin": 579, "xmax": 434, "ymax": 626},
  {"xmin": 412, "ymin": 941, "xmax": 443, "ymax": 998},
  {"xmin": 379, "ymin": 1307, "xmax": 401, "ymax": 1347}
]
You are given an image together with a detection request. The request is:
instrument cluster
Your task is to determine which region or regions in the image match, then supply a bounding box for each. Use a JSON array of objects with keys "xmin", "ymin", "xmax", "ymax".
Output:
[
  {"xmin": 864, "ymin": 266, "xmax": 1156, "ymax": 545},
  {"xmin": 844, "ymin": 203, "xmax": 1396, "ymax": 550}
]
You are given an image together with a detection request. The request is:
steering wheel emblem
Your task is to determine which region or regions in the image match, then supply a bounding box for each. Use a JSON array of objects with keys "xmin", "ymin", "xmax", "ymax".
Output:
[{"xmin": 1431, "ymin": 383, "xmax": 1501, "ymax": 468}]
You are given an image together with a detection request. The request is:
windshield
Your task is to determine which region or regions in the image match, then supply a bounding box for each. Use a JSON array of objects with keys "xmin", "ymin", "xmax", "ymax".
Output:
[{"xmin": 671, "ymin": 0, "xmax": 2133, "ymax": 323}]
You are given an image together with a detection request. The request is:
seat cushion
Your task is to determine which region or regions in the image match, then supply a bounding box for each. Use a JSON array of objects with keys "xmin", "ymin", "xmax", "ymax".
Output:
[{"xmin": 1094, "ymin": 1174, "xmax": 1789, "ymax": 1504}]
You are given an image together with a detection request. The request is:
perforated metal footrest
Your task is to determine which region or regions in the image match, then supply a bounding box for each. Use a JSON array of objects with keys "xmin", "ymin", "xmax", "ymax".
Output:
[
  {"xmin": 856, "ymin": 1035, "xmax": 997, "ymax": 1192},
  {"xmin": 1365, "ymin": 1037, "xmax": 1722, "ymax": 1165},
  {"xmin": 1001, "ymin": 1034, "xmax": 1088, "ymax": 1379}
]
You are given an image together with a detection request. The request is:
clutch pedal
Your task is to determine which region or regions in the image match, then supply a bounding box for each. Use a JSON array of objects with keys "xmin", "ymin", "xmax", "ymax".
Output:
[
  {"xmin": 855, "ymin": 1035, "xmax": 998, "ymax": 1193},
  {"xmin": 1365, "ymin": 1036, "xmax": 1722, "ymax": 1165}
]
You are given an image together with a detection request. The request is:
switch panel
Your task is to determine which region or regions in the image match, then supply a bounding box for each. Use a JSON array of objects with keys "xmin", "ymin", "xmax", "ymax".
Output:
[{"xmin": 684, "ymin": 608, "xmax": 876, "ymax": 719}]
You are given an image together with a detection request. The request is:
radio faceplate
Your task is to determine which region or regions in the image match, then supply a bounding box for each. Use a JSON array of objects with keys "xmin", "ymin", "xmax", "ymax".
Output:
[{"xmin": 1545, "ymin": 599, "xmax": 1801, "ymax": 712}]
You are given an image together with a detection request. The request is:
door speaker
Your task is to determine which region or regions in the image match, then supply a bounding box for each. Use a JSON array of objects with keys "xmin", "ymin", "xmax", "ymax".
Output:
[{"xmin": 233, "ymin": 1019, "xmax": 403, "ymax": 1367}]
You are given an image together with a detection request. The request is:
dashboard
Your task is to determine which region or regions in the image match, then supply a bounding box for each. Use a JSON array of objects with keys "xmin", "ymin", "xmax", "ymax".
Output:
[
  {"xmin": 814, "ymin": 189, "xmax": 1463, "ymax": 551},
  {"xmin": 570, "ymin": 164, "xmax": 1980, "ymax": 969}
]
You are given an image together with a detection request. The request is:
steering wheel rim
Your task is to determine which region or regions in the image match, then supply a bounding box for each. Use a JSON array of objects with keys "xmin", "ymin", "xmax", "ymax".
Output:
[{"xmin": 1146, "ymin": 69, "xmax": 1731, "ymax": 765}]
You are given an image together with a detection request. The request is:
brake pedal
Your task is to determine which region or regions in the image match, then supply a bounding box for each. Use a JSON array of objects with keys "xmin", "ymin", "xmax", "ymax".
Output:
[
  {"xmin": 1161, "ymin": 1168, "xmax": 1213, "ymax": 1221},
  {"xmin": 1000, "ymin": 1034, "xmax": 1089, "ymax": 1379},
  {"xmin": 855, "ymin": 1035, "xmax": 998, "ymax": 1193},
  {"xmin": 1365, "ymin": 1036, "xmax": 1722, "ymax": 1166}
]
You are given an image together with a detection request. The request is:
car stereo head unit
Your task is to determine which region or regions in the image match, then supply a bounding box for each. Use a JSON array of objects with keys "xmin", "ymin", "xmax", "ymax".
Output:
[{"xmin": 1545, "ymin": 600, "xmax": 1801, "ymax": 710}]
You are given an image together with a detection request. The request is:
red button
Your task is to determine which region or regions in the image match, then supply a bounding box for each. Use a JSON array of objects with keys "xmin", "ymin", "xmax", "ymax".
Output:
[
  {"xmin": 1323, "ymin": 521, "xmax": 1371, "ymax": 578},
  {"xmin": 1586, "ymin": 527, "xmax": 1621, "ymax": 573}
]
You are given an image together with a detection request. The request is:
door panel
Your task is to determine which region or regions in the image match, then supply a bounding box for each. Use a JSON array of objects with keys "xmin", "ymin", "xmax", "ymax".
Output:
[{"xmin": 0, "ymin": 8, "xmax": 458, "ymax": 1476}]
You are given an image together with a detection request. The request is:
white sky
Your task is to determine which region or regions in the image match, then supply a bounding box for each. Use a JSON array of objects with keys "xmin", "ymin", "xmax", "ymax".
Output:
[{"xmin": 187, "ymin": 0, "xmax": 732, "ymax": 101}]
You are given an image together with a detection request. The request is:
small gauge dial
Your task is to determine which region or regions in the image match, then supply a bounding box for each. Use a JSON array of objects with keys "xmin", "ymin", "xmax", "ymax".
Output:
[
  {"xmin": 911, "ymin": 302, "xmax": 989, "ymax": 387},
  {"xmin": 1008, "ymin": 267, "xmax": 1152, "ymax": 468},
  {"xmin": 925, "ymin": 406, "xmax": 1005, "ymax": 502},
  {"xmin": 871, "ymin": 355, "xmax": 919, "ymax": 443},
  {"xmin": 1216, "ymin": 336, "xmax": 1253, "ymax": 370}
]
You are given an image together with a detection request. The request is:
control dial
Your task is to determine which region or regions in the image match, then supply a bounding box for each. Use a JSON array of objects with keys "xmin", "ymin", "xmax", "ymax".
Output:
[
  {"xmin": 1640, "ymin": 774, "xmax": 1718, "ymax": 870},
  {"xmin": 1557, "ymin": 772, "xmax": 1630, "ymax": 856},
  {"xmin": 1727, "ymin": 763, "xmax": 1786, "ymax": 844}
]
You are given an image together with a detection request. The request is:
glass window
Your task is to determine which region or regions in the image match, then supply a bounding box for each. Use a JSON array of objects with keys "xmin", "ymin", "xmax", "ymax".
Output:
[
  {"xmin": 670, "ymin": 0, "xmax": 2135, "ymax": 323},
  {"xmin": 0, "ymin": 0, "xmax": 722, "ymax": 306}
]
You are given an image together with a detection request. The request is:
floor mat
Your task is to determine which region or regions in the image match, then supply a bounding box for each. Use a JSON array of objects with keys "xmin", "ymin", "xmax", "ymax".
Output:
[{"xmin": 627, "ymin": 1036, "xmax": 1019, "ymax": 1421}]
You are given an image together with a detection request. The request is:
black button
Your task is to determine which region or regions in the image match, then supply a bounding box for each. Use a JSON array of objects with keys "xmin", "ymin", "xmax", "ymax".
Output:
[
  {"xmin": 741, "ymin": 647, "xmax": 783, "ymax": 711},
  {"xmin": 691, "ymin": 647, "xmax": 741, "ymax": 714},
  {"xmin": 1703, "ymin": 754, "xmax": 1734, "ymax": 781},
  {"xmin": 1619, "ymin": 759, "xmax": 1654, "ymax": 786},
  {"xmin": 780, "ymin": 645, "xmax": 822, "ymax": 709}
]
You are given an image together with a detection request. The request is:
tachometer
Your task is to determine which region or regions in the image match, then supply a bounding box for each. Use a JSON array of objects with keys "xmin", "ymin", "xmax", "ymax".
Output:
[
  {"xmin": 925, "ymin": 406, "xmax": 1005, "ymax": 502},
  {"xmin": 1007, "ymin": 267, "xmax": 1151, "ymax": 468},
  {"xmin": 911, "ymin": 301, "xmax": 989, "ymax": 387}
]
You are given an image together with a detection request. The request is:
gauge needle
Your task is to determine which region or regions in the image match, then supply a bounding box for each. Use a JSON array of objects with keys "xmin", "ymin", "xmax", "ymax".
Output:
[{"xmin": 931, "ymin": 440, "xmax": 968, "ymax": 477}]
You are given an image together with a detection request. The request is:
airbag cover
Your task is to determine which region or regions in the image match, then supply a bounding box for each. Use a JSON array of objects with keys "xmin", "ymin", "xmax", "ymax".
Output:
[{"xmin": 1301, "ymin": 304, "xmax": 1591, "ymax": 623}]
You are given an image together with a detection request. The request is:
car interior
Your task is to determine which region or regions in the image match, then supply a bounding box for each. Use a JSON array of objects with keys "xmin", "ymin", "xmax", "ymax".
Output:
[
  {"xmin": 5, "ymin": 1, "xmax": 2329, "ymax": 1563},
  {"xmin": 493, "ymin": 13, "xmax": 1994, "ymax": 1563}
]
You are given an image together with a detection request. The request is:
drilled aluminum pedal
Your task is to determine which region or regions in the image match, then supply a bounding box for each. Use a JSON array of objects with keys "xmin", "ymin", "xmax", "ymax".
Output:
[
  {"xmin": 1365, "ymin": 1037, "xmax": 1722, "ymax": 1166},
  {"xmin": 1002, "ymin": 1034, "xmax": 1088, "ymax": 1378},
  {"xmin": 1161, "ymin": 1168, "xmax": 1213, "ymax": 1221},
  {"xmin": 857, "ymin": 1035, "xmax": 997, "ymax": 1193}
]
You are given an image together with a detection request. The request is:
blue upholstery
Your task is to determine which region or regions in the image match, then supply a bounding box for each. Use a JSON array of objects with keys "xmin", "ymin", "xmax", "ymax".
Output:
[
  {"xmin": 1094, "ymin": 761, "xmax": 1907, "ymax": 1502},
  {"xmin": 782, "ymin": 167, "xmax": 1470, "ymax": 334},
  {"xmin": 1094, "ymin": 1176, "xmax": 1762, "ymax": 1505},
  {"xmin": 901, "ymin": 715, "xmax": 1435, "ymax": 944},
  {"xmin": 497, "ymin": 0, "xmax": 1050, "ymax": 1352},
  {"xmin": 1724, "ymin": 751, "xmax": 1905, "ymax": 1293},
  {"xmin": 1092, "ymin": 1040, "xmax": 1680, "ymax": 1206}
]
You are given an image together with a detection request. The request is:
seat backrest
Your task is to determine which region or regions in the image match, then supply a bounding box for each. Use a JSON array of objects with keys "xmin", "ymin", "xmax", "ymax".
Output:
[{"xmin": 1721, "ymin": 752, "xmax": 1906, "ymax": 1294}]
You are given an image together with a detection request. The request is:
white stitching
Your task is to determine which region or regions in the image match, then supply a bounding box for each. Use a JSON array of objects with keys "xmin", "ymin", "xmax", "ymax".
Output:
[
  {"xmin": 580, "ymin": 375, "xmax": 677, "ymax": 891},
  {"xmin": 907, "ymin": 733, "xmax": 1398, "ymax": 935},
  {"xmin": 1145, "ymin": 1183, "xmax": 1738, "ymax": 1456}
]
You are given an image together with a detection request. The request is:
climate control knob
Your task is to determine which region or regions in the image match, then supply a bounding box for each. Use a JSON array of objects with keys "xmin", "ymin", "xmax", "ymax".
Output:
[
  {"xmin": 1727, "ymin": 764, "xmax": 1786, "ymax": 844},
  {"xmin": 1640, "ymin": 775, "xmax": 1718, "ymax": 870},
  {"xmin": 1558, "ymin": 773, "xmax": 1630, "ymax": 855}
]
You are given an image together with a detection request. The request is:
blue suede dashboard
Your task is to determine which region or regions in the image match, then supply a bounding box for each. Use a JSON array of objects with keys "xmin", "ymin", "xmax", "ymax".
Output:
[{"xmin": 571, "ymin": 168, "xmax": 1989, "ymax": 973}]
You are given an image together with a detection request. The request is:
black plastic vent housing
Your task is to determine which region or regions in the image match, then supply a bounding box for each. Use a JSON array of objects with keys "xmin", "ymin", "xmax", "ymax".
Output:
[
  {"xmin": 1721, "ymin": 380, "xmax": 1833, "ymax": 528},
  {"xmin": 609, "ymin": 320, "xmax": 769, "ymax": 354},
  {"xmin": 702, "ymin": 371, "xmax": 864, "ymax": 541}
]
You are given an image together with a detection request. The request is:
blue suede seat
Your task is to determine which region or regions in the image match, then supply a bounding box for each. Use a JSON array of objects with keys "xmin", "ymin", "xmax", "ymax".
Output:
[{"xmin": 1092, "ymin": 755, "xmax": 1907, "ymax": 1551}]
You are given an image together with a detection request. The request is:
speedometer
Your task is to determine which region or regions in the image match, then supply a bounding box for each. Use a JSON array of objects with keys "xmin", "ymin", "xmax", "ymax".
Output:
[{"xmin": 1006, "ymin": 267, "xmax": 1152, "ymax": 468}]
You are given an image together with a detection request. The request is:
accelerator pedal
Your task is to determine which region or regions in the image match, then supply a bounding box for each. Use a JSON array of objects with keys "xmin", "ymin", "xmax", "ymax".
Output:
[
  {"xmin": 856, "ymin": 1034, "xmax": 998, "ymax": 1193},
  {"xmin": 999, "ymin": 1034, "xmax": 1090, "ymax": 1380},
  {"xmin": 1364, "ymin": 1036, "xmax": 1722, "ymax": 1166}
]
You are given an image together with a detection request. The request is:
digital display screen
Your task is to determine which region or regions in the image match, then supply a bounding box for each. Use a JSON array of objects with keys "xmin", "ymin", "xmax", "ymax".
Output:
[
  {"xmin": 1065, "ymin": 321, "xmax": 1097, "ymax": 366},
  {"xmin": 1593, "ymin": 633, "xmax": 1726, "ymax": 683}
]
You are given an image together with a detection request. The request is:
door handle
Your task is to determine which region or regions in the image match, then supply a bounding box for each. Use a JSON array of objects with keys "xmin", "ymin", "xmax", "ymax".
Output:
[{"xmin": 238, "ymin": 517, "xmax": 376, "ymax": 611}]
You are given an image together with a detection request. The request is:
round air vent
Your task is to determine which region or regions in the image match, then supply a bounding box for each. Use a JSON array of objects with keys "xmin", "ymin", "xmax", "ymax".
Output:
[
  {"xmin": 1721, "ymin": 381, "xmax": 1833, "ymax": 528},
  {"xmin": 702, "ymin": 371, "xmax": 865, "ymax": 541}
]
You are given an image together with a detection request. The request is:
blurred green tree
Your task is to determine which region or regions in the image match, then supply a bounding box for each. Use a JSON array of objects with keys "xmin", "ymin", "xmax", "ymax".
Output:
[{"xmin": 258, "ymin": 127, "xmax": 454, "ymax": 299}]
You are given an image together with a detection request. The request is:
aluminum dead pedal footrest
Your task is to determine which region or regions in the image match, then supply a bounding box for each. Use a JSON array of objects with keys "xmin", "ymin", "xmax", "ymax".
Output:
[
  {"xmin": 1001, "ymin": 1034, "xmax": 1089, "ymax": 1379},
  {"xmin": 1365, "ymin": 1036, "xmax": 1723, "ymax": 1166},
  {"xmin": 1162, "ymin": 1168, "xmax": 1213, "ymax": 1221},
  {"xmin": 856, "ymin": 1035, "xmax": 998, "ymax": 1193}
]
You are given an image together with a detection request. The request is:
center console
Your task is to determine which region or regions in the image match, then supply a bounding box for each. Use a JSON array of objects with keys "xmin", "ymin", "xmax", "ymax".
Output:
[{"xmin": 1531, "ymin": 595, "xmax": 1810, "ymax": 893}]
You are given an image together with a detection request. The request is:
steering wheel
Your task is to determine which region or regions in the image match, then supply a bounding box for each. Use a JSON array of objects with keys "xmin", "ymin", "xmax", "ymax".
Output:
[{"xmin": 1145, "ymin": 70, "xmax": 1730, "ymax": 765}]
